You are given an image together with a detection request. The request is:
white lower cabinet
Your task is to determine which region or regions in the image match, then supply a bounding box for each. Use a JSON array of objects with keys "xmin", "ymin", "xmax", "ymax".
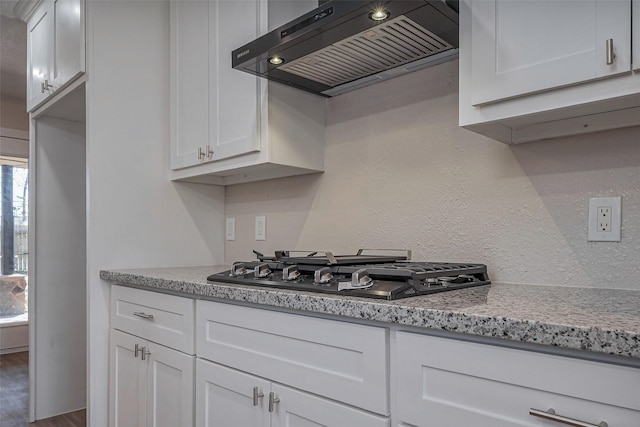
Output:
[
  {"xmin": 195, "ymin": 299, "xmax": 389, "ymax": 416},
  {"xmin": 195, "ymin": 299, "xmax": 390, "ymax": 425},
  {"xmin": 109, "ymin": 286, "xmax": 640, "ymax": 427},
  {"xmin": 109, "ymin": 286, "xmax": 196, "ymax": 427},
  {"xmin": 395, "ymin": 332, "xmax": 640, "ymax": 427},
  {"xmin": 196, "ymin": 359, "xmax": 389, "ymax": 427},
  {"xmin": 110, "ymin": 330, "xmax": 195, "ymax": 427}
]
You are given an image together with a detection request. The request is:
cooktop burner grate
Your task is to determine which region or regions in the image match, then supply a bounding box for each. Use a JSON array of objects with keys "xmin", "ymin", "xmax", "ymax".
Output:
[{"xmin": 207, "ymin": 250, "xmax": 491, "ymax": 300}]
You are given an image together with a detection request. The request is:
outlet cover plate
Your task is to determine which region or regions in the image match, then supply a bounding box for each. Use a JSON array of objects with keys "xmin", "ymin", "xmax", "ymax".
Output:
[{"xmin": 588, "ymin": 197, "xmax": 621, "ymax": 242}]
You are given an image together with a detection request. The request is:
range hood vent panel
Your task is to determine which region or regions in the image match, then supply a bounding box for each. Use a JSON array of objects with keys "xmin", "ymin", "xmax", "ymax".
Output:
[
  {"xmin": 232, "ymin": 0, "xmax": 459, "ymax": 97},
  {"xmin": 278, "ymin": 16, "xmax": 453, "ymax": 88}
]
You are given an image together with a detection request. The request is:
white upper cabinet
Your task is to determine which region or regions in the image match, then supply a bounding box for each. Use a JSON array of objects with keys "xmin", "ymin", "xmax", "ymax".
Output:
[
  {"xmin": 171, "ymin": 0, "xmax": 261, "ymax": 170},
  {"xmin": 51, "ymin": 0, "xmax": 85, "ymax": 91},
  {"xmin": 27, "ymin": 1, "xmax": 52, "ymax": 111},
  {"xmin": 209, "ymin": 0, "xmax": 262, "ymax": 161},
  {"xmin": 170, "ymin": 0, "xmax": 210, "ymax": 169},
  {"xmin": 26, "ymin": 0, "xmax": 85, "ymax": 112},
  {"xmin": 470, "ymin": 0, "xmax": 630, "ymax": 106},
  {"xmin": 460, "ymin": 0, "xmax": 640, "ymax": 144},
  {"xmin": 170, "ymin": 0, "xmax": 325, "ymax": 186}
]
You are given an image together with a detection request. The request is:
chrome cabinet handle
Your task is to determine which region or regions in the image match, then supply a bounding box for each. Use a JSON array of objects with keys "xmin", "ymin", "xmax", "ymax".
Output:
[
  {"xmin": 134, "ymin": 343, "xmax": 140, "ymax": 358},
  {"xmin": 133, "ymin": 312, "xmax": 154, "ymax": 321},
  {"xmin": 205, "ymin": 145, "xmax": 214, "ymax": 159},
  {"xmin": 252, "ymin": 387, "xmax": 264, "ymax": 406},
  {"xmin": 40, "ymin": 79, "xmax": 53, "ymax": 93},
  {"xmin": 606, "ymin": 38, "xmax": 615, "ymax": 65},
  {"xmin": 268, "ymin": 392, "xmax": 280, "ymax": 412},
  {"xmin": 141, "ymin": 346, "xmax": 151, "ymax": 361},
  {"xmin": 530, "ymin": 408, "xmax": 608, "ymax": 427},
  {"xmin": 197, "ymin": 147, "xmax": 206, "ymax": 160}
]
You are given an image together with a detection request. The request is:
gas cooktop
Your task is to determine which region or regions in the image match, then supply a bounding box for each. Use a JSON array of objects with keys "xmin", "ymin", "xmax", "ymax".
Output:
[{"xmin": 207, "ymin": 250, "xmax": 491, "ymax": 300}]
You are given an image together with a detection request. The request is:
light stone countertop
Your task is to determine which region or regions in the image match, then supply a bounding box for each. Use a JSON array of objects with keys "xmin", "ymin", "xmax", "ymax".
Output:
[{"xmin": 100, "ymin": 265, "xmax": 640, "ymax": 360}]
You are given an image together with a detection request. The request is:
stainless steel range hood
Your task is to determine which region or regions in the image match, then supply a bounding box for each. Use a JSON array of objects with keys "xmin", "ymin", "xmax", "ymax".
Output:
[{"xmin": 232, "ymin": 0, "xmax": 459, "ymax": 97}]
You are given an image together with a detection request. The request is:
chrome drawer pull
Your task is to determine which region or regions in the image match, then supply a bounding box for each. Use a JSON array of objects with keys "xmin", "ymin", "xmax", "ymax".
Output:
[
  {"xmin": 133, "ymin": 312, "xmax": 154, "ymax": 321},
  {"xmin": 252, "ymin": 387, "xmax": 264, "ymax": 406},
  {"xmin": 268, "ymin": 392, "xmax": 280, "ymax": 412},
  {"xmin": 530, "ymin": 408, "xmax": 608, "ymax": 427},
  {"xmin": 134, "ymin": 343, "xmax": 140, "ymax": 358}
]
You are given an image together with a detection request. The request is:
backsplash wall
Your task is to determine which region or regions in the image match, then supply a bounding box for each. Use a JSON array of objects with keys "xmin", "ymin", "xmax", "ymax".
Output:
[{"xmin": 224, "ymin": 60, "xmax": 640, "ymax": 289}]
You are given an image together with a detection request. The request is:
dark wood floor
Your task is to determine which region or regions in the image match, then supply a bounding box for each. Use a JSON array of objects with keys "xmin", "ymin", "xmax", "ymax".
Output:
[{"xmin": 0, "ymin": 352, "xmax": 86, "ymax": 427}]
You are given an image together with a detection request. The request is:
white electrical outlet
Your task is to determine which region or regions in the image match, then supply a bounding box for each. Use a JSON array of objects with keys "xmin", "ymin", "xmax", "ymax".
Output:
[
  {"xmin": 255, "ymin": 216, "xmax": 266, "ymax": 241},
  {"xmin": 588, "ymin": 197, "xmax": 621, "ymax": 242},
  {"xmin": 597, "ymin": 206, "xmax": 612, "ymax": 232},
  {"xmin": 226, "ymin": 218, "xmax": 236, "ymax": 241}
]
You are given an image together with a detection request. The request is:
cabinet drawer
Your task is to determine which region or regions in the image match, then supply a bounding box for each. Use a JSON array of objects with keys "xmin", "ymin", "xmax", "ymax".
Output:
[
  {"xmin": 196, "ymin": 300, "xmax": 389, "ymax": 415},
  {"xmin": 111, "ymin": 285, "xmax": 194, "ymax": 354},
  {"xmin": 396, "ymin": 332, "xmax": 640, "ymax": 427}
]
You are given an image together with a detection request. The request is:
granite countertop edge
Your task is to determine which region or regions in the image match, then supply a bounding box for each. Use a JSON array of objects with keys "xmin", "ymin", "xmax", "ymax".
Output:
[{"xmin": 99, "ymin": 268, "xmax": 640, "ymax": 360}]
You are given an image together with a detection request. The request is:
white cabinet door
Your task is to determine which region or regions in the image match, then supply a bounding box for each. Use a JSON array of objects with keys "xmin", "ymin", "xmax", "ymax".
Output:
[
  {"xmin": 51, "ymin": 0, "xmax": 85, "ymax": 90},
  {"xmin": 146, "ymin": 342, "xmax": 195, "ymax": 427},
  {"xmin": 209, "ymin": 0, "xmax": 263, "ymax": 160},
  {"xmin": 195, "ymin": 359, "xmax": 389, "ymax": 427},
  {"xmin": 196, "ymin": 358, "xmax": 270, "ymax": 427},
  {"xmin": 27, "ymin": 1, "xmax": 52, "ymax": 111},
  {"xmin": 111, "ymin": 329, "xmax": 195, "ymax": 427},
  {"xmin": 271, "ymin": 384, "xmax": 390, "ymax": 427},
  {"xmin": 470, "ymin": 0, "xmax": 631, "ymax": 105},
  {"xmin": 170, "ymin": 0, "xmax": 210, "ymax": 170},
  {"xmin": 110, "ymin": 330, "xmax": 147, "ymax": 427}
]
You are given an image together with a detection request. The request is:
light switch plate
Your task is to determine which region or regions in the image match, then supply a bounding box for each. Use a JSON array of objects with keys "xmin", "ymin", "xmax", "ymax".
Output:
[
  {"xmin": 588, "ymin": 197, "xmax": 621, "ymax": 242},
  {"xmin": 226, "ymin": 218, "xmax": 235, "ymax": 241},
  {"xmin": 255, "ymin": 216, "xmax": 266, "ymax": 241}
]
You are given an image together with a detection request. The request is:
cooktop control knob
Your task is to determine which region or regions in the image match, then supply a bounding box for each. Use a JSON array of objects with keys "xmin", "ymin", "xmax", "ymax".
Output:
[
  {"xmin": 351, "ymin": 269, "xmax": 373, "ymax": 288},
  {"xmin": 282, "ymin": 265, "xmax": 301, "ymax": 281},
  {"xmin": 254, "ymin": 263, "xmax": 272, "ymax": 278},
  {"xmin": 314, "ymin": 267, "xmax": 333, "ymax": 285},
  {"xmin": 230, "ymin": 263, "xmax": 248, "ymax": 277}
]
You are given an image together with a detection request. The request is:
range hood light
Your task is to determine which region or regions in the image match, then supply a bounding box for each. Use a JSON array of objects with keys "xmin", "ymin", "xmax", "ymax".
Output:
[
  {"xmin": 369, "ymin": 9, "xmax": 389, "ymax": 21},
  {"xmin": 269, "ymin": 56, "xmax": 284, "ymax": 65}
]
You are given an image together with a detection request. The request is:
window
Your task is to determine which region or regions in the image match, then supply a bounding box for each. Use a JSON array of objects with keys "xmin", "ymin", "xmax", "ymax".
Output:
[{"xmin": 0, "ymin": 156, "xmax": 29, "ymax": 323}]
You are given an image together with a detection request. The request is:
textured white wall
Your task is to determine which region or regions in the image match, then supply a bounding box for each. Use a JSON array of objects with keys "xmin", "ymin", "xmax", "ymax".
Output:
[{"xmin": 225, "ymin": 60, "xmax": 640, "ymax": 289}]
